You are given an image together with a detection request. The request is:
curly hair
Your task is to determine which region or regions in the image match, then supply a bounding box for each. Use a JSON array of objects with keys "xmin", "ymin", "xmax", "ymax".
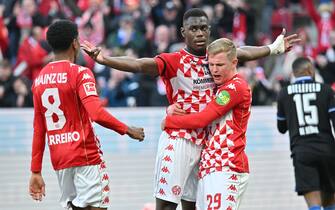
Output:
[{"xmin": 46, "ymin": 19, "xmax": 78, "ymax": 53}]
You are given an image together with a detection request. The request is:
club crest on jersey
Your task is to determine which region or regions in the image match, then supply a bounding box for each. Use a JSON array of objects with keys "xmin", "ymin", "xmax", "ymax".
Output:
[
  {"xmin": 83, "ymin": 82, "xmax": 97, "ymax": 96},
  {"xmin": 216, "ymin": 90, "xmax": 230, "ymax": 105},
  {"xmin": 172, "ymin": 185, "xmax": 181, "ymax": 196}
]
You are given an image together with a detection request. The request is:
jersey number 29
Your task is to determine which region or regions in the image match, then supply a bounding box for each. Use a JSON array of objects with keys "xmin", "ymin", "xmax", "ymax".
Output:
[{"xmin": 41, "ymin": 88, "xmax": 66, "ymax": 131}]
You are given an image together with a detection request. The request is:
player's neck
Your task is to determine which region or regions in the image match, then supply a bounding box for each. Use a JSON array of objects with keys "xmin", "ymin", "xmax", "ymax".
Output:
[
  {"xmin": 184, "ymin": 47, "xmax": 206, "ymax": 57},
  {"xmin": 53, "ymin": 53, "xmax": 75, "ymax": 63},
  {"xmin": 54, "ymin": 50, "xmax": 75, "ymax": 63}
]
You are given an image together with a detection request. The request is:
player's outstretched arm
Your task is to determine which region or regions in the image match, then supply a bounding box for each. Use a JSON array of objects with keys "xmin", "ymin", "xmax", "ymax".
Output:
[
  {"xmin": 29, "ymin": 172, "xmax": 45, "ymax": 202},
  {"xmin": 237, "ymin": 28, "xmax": 301, "ymax": 62},
  {"xmin": 126, "ymin": 126, "xmax": 145, "ymax": 141},
  {"xmin": 81, "ymin": 41, "xmax": 159, "ymax": 76}
]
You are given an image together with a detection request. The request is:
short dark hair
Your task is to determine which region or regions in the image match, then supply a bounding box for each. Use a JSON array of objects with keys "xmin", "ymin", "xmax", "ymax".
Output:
[
  {"xmin": 292, "ymin": 57, "xmax": 312, "ymax": 74},
  {"xmin": 183, "ymin": 8, "xmax": 208, "ymax": 23},
  {"xmin": 46, "ymin": 19, "xmax": 78, "ymax": 52}
]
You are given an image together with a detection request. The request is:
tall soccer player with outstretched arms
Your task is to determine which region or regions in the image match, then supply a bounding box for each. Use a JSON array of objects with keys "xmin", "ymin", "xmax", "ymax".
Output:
[
  {"xmin": 161, "ymin": 38, "xmax": 251, "ymax": 210},
  {"xmin": 82, "ymin": 8, "xmax": 300, "ymax": 210},
  {"xmin": 29, "ymin": 20, "xmax": 145, "ymax": 210}
]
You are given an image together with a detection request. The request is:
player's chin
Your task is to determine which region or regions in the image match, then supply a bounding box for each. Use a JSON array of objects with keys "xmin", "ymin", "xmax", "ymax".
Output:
[
  {"xmin": 195, "ymin": 44, "xmax": 206, "ymax": 51},
  {"xmin": 213, "ymin": 78, "xmax": 223, "ymax": 86}
]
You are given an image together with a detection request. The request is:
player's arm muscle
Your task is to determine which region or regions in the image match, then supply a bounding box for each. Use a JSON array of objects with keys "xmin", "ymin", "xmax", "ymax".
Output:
[
  {"xmin": 237, "ymin": 46, "xmax": 270, "ymax": 62},
  {"xmin": 101, "ymin": 57, "xmax": 159, "ymax": 76}
]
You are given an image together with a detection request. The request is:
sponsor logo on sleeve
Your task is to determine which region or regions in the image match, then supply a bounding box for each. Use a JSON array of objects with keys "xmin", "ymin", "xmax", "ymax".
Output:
[
  {"xmin": 226, "ymin": 83, "xmax": 236, "ymax": 91},
  {"xmin": 78, "ymin": 66, "xmax": 87, "ymax": 72},
  {"xmin": 216, "ymin": 90, "xmax": 230, "ymax": 105},
  {"xmin": 82, "ymin": 73, "xmax": 92, "ymax": 80},
  {"xmin": 83, "ymin": 82, "xmax": 97, "ymax": 96}
]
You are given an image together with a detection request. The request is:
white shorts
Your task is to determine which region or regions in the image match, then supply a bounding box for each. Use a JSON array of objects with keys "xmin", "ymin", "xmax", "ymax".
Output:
[
  {"xmin": 196, "ymin": 171, "xmax": 249, "ymax": 210},
  {"xmin": 153, "ymin": 131, "xmax": 203, "ymax": 204},
  {"xmin": 55, "ymin": 161, "xmax": 110, "ymax": 209}
]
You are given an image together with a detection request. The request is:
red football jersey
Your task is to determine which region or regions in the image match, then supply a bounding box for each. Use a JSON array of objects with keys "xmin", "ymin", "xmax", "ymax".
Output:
[
  {"xmin": 165, "ymin": 74, "xmax": 252, "ymax": 177},
  {"xmin": 31, "ymin": 60, "xmax": 127, "ymax": 172},
  {"xmin": 155, "ymin": 49, "xmax": 216, "ymax": 145}
]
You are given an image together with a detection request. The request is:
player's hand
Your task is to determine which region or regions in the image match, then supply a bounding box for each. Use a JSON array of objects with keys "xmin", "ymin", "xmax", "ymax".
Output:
[
  {"xmin": 166, "ymin": 103, "xmax": 186, "ymax": 116},
  {"xmin": 268, "ymin": 28, "xmax": 301, "ymax": 55},
  {"xmin": 283, "ymin": 29, "xmax": 301, "ymax": 53},
  {"xmin": 29, "ymin": 172, "xmax": 45, "ymax": 202},
  {"xmin": 126, "ymin": 126, "xmax": 145, "ymax": 141},
  {"xmin": 161, "ymin": 119, "xmax": 166, "ymax": 130},
  {"xmin": 81, "ymin": 41, "xmax": 104, "ymax": 64}
]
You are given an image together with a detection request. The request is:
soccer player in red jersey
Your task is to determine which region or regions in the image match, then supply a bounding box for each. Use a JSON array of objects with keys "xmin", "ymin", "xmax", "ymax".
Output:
[
  {"xmin": 162, "ymin": 38, "xmax": 251, "ymax": 210},
  {"xmin": 81, "ymin": 8, "xmax": 299, "ymax": 210},
  {"xmin": 28, "ymin": 20, "xmax": 145, "ymax": 210}
]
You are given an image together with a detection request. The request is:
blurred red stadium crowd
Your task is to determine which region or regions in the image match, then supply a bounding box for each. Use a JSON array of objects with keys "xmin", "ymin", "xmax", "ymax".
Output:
[{"xmin": 0, "ymin": 0, "xmax": 334, "ymax": 107}]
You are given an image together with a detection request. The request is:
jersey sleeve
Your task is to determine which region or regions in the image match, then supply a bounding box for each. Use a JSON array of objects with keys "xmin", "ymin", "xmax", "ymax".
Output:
[
  {"xmin": 154, "ymin": 55, "xmax": 167, "ymax": 78},
  {"xmin": 165, "ymin": 82, "xmax": 246, "ymax": 129},
  {"xmin": 277, "ymin": 89, "xmax": 286, "ymax": 121},
  {"xmin": 76, "ymin": 67, "xmax": 128, "ymax": 135},
  {"xmin": 327, "ymin": 86, "xmax": 335, "ymax": 112},
  {"xmin": 82, "ymin": 98, "xmax": 128, "ymax": 135},
  {"xmin": 327, "ymin": 86, "xmax": 335, "ymax": 135},
  {"xmin": 154, "ymin": 52, "xmax": 177, "ymax": 79},
  {"xmin": 76, "ymin": 67, "xmax": 99, "ymax": 101},
  {"xmin": 30, "ymin": 89, "xmax": 46, "ymax": 173},
  {"xmin": 276, "ymin": 89, "xmax": 288, "ymax": 133}
]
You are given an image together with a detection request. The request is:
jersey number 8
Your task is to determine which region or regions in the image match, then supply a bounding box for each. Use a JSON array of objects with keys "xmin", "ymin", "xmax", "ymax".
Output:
[{"xmin": 41, "ymin": 88, "xmax": 66, "ymax": 131}]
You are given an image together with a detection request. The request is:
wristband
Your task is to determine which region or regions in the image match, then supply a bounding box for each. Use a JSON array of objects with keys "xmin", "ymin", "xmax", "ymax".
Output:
[{"xmin": 267, "ymin": 34, "xmax": 285, "ymax": 55}]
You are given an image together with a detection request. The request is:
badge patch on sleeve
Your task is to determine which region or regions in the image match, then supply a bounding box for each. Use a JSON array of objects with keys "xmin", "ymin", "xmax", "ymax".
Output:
[
  {"xmin": 83, "ymin": 82, "xmax": 97, "ymax": 96},
  {"xmin": 216, "ymin": 90, "xmax": 230, "ymax": 105}
]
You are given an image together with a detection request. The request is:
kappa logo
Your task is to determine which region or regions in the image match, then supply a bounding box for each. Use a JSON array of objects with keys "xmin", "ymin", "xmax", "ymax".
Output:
[
  {"xmin": 165, "ymin": 144, "xmax": 174, "ymax": 151},
  {"xmin": 83, "ymin": 82, "xmax": 97, "ymax": 96},
  {"xmin": 229, "ymin": 174, "xmax": 238, "ymax": 181},
  {"xmin": 159, "ymin": 188, "xmax": 166, "ymax": 196},
  {"xmin": 226, "ymin": 83, "xmax": 236, "ymax": 91},
  {"xmin": 102, "ymin": 174, "xmax": 109, "ymax": 181},
  {"xmin": 161, "ymin": 166, "xmax": 170, "ymax": 174},
  {"xmin": 228, "ymin": 184, "xmax": 237, "ymax": 192},
  {"xmin": 102, "ymin": 197, "xmax": 109, "ymax": 204},
  {"xmin": 160, "ymin": 177, "xmax": 168, "ymax": 184},
  {"xmin": 82, "ymin": 73, "xmax": 92, "ymax": 80},
  {"xmin": 78, "ymin": 66, "xmax": 87, "ymax": 72},
  {"xmin": 226, "ymin": 195, "xmax": 236, "ymax": 202},
  {"xmin": 163, "ymin": 155, "xmax": 172, "ymax": 162},
  {"xmin": 103, "ymin": 185, "xmax": 110, "ymax": 192},
  {"xmin": 100, "ymin": 162, "xmax": 106, "ymax": 170}
]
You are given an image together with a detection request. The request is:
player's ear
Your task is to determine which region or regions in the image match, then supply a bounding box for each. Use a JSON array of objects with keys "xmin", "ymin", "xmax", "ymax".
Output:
[
  {"xmin": 181, "ymin": 27, "xmax": 185, "ymax": 38},
  {"xmin": 232, "ymin": 57, "xmax": 238, "ymax": 66},
  {"xmin": 72, "ymin": 38, "xmax": 79, "ymax": 50}
]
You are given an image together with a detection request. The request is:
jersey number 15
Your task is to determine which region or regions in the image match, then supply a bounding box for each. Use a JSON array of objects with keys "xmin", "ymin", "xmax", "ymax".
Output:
[{"xmin": 293, "ymin": 93, "xmax": 319, "ymax": 126}]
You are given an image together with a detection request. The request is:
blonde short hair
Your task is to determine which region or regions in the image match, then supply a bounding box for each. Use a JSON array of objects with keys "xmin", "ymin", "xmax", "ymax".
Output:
[{"xmin": 207, "ymin": 38, "xmax": 237, "ymax": 60}]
